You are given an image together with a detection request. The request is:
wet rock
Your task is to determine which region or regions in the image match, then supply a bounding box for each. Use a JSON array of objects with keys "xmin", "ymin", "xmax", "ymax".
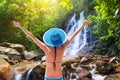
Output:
[
  {"xmin": 97, "ymin": 62, "xmax": 115, "ymax": 75},
  {"xmin": 115, "ymin": 66, "xmax": 120, "ymax": 73},
  {"xmin": 109, "ymin": 57, "xmax": 116, "ymax": 63},
  {"xmin": 69, "ymin": 73, "xmax": 78, "ymax": 80},
  {"xmin": 78, "ymin": 43, "xmax": 94, "ymax": 55},
  {"xmin": 7, "ymin": 60, "xmax": 17, "ymax": 65},
  {"xmin": 105, "ymin": 73, "xmax": 120, "ymax": 80},
  {"xmin": 79, "ymin": 56, "xmax": 93, "ymax": 65},
  {"xmin": 76, "ymin": 69, "xmax": 92, "ymax": 80},
  {"xmin": 89, "ymin": 62, "xmax": 97, "ymax": 69},
  {"xmin": 62, "ymin": 61, "xmax": 76, "ymax": 79},
  {"xmin": 0, "ymin": 57, "xmax": 13, "ymax": 80},
  {"xmin": 109, "ymin": 56, "xmax": 120, "ymax": 65},
  {"xmin": 80, "ymin": 57, "xmax": 88, "ymax": 63}
]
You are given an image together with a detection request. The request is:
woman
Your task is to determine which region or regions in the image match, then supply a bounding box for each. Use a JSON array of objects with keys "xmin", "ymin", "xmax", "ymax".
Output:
[{"xmin": 13, "ymin": 20, "xmax": 91, "ymax": 80}]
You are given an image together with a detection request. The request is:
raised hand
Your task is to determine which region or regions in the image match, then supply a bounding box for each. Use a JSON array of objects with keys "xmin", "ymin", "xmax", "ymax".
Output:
[
  {"xmin": 83, "ymin": 20, "xmax": 92, "ymax": 25},
  {"xmin": 12, "ymin": 21, "xmax": 22, "ymax": 28}
]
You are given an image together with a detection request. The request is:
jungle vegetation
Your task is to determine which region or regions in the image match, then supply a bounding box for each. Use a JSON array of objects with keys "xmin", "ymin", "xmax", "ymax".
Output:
[{"xmin": 0, "ymin": 0, "xmax": 120, "ymax": 55}]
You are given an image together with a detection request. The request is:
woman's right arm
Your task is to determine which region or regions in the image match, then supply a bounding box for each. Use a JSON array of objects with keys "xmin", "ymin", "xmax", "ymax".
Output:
[{"xmin": 12, "ymin": 21, "xmax": 49, "ymax": 53}]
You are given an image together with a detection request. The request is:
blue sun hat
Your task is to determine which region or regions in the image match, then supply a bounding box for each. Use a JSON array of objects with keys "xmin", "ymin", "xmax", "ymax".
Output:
[{"xmin": 43, "ymin": 28, "xmax": 67, "ymax": 47}]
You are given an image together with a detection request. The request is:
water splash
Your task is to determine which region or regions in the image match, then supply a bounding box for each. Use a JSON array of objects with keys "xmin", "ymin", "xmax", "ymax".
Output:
[
  {"xmin": 15, "ymin": 74, "xmax": 22, "ymax": 80},
  {"xmin": 64, "ymin": 11, "xmax": 93, "ymax": 56},
  {"xmin": 90, "ymin": 69, "xmax": 106, "ymax": 80},
  {"xmin": 26, "ymin": 69, "xmax": 33, "ymax": 80},
  {"xmin": 15, "ymin": 69, "xmax": 33, "ymax": 80}
]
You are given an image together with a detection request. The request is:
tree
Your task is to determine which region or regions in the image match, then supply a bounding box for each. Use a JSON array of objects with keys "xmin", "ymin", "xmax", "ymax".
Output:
[{"xmin": 88, "ymin": 0, "xmax": 120, "ymax": 55}]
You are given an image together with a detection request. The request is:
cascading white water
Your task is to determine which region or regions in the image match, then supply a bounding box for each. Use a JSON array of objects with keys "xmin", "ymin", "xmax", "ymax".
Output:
[
  {"xmin": 64, "ymin": 11, "xmax": 92, "ymax": 56},
  {"xmin": 90, "ymin": 69, "xmax": 106, "ymax": 80},
  {"xmin": 15, "ymin": 69, "xmax": 33, "ymax": 80},
  {"xmin": 15, "ymin": 74, "xmax": 22, "ymax": 80},
  {"xmin": 25, "ymin": 69, "xmax": 33, "ymax": 80}
]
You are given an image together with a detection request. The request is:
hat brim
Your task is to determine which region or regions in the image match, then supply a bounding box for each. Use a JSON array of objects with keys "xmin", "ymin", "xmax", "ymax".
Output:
[{"xmin": 43, "ymin": 28, "xmax": 67, "ymax": 47}]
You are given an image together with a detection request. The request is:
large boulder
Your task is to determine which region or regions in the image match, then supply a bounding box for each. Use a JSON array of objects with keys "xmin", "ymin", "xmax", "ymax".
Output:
[
  {"xmin": 76, "ymin": 69, "xmax": 92, "ymax": 80},
  {"xmin": 105, "ymin": 73, "xmax": 120, "ymax": 80},
  {"xmin": 0, "ymin": 42, "xmax": 26, "ymax": 59},
  {"xmin": 0, "ymin": 42, "xmax": 11, "ymax": 47},
  {"xmin": 0, "ymin": 42, "xmax": 26, "ymax": 53},
  {"xmin": 25, "ymin": 50, "xmax": 44, "ymax": 60},
  {"xmin": 0, "ymin": 46, "xmax": 21, "ymax": 61},
  {"xmin": 62, "ymin": 55, "xmax": 79, "ymax": 63},
  {"xmin": 0, "ymin": 57, "xmax": 13, "ymax": 80}
]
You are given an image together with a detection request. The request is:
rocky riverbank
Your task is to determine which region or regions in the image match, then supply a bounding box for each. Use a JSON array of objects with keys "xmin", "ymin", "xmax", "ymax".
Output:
[{"xmin": 0, "ymin": 42, "xmax": 120, "ymax": 80}]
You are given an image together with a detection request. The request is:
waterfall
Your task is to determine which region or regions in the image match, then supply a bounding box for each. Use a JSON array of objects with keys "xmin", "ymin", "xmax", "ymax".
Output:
[
  {"xmin": 15, "ymin": 69, "xmax": 33, "ymax": 80},
  {"xmin": 64, "ymin": 11, "xmax": 93, "ymax": 56},
  {"xmin": 25, "ymin": 69, "xmax": 33, "ymax": 80}
]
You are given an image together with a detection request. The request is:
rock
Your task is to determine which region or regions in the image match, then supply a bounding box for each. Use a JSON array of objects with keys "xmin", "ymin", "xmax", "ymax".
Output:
[
  {"xmin": 62, "ymin": 61, "xmax": 76, "ymax": 79},
  {"xmin": 62, "ymin": 55, "xmax": 79, "ymax": 63},
  {"xmin": 80, "ymin": 57, "xmax": 88, "ymax": 63},
  {"xmin": 0, "ymin": 42, "xmax": 26, "ymax": 53},
  {"xmin": 0, "ymin": 57, "xmax": 13, "ymax": 80},
  {"xmin": 0, "ymin": 46, "xmax": 21, "ymax": 61},
  {"xmin": 25, "ymin": 50, "xmax": 43, "ymax": 60},
  {"xmin": 0, "ymin": 46, "xmax": 19, "ymax": 55},
  {"xmin": 69, "ymin": 73, "xmax": 78, "ymax": 80},
  {"xmin": 78, "ymin": 43, "xmax": 94, "ymax": 55},
  {"xmin": 89, "ymin": 62, "xmax": 97, "ymax": 69},
  {"xmin": 105, "ymin": 73, "xmax": 120, "ymax": 80},
  {"xmin": 109, "ymin": 57, "xmax": 116, "ymax": 63},
  {"xmin": 115, "ymin": 66, "xmax": 120, "ymax": 72},
  {"xmin": 0, "ymin": 42, "xmax": 26, "ymax": 60},
  {"xmin": 0, "ymin": 54, "xmax": 9, "ymax": 60},
  {"xmin": 76, "ymin": 69, "xmax": 92, "ymax": 80},
  {"xmin": 0, "ymin": 42, "xmax": 11, "ymax": 47},
  {"xmin": 97, "ymin": 62, "xmax": 115, "ymax": 75},
  {"xmin": 10, "ymin": 43, "xmax": 26, "ymax": 53},
  {"xmin": 10, "ymin": 43, "xmax": 26, "ymax": 60},
  {"xmin": 7, "ymin": 60, "xmax": 17, "ymax": 65}
]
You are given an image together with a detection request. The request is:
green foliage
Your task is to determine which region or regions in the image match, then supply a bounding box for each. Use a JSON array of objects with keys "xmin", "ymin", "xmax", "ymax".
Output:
[
  {"xmin": 3, "ymin": 0, "xmax": 120, "ymax": 55},
  {"xmin": 60, "ymin": 0, "xmax": 96, "ymax": 16},
  {"xmin": 0, "ymin": 0, "xmax": 64, "ymax": 50},
  {"xmin": 88, "ymin": 0, "xmax": 120, "ymax": 54},
  {"xmin": 60, "ymin": 0, "xmax": 73, "ymax": 11},
  {"xmin": 0, "ymin": 0, "xmax": 97, "ymax": 51}
]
